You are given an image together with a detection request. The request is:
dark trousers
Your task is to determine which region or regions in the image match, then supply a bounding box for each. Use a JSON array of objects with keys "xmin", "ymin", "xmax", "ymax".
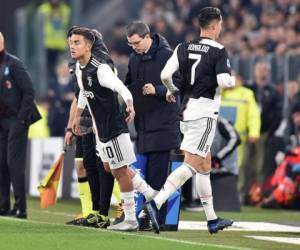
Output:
[
  {"xmin": 144, "ymin": 151, "xmax": 170, "ymax": 190},
  {"xmin": 144, "ymin": 151, "xmax": 170, "ymax": 222},
  {"xmin": 82, "ymin": 133, "xmax": 114, "ymax": 216},
  {"xmin": 0, "ymin": 117, "xmax": 28, "ymax": 212}
]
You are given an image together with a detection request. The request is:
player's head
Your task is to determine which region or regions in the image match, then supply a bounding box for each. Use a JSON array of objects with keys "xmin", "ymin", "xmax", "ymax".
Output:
[
  {"xmin": 67, "ymin": 26, "xmax": 95, "ymax": 60},
  {"xmin": 126, "ymin": 21, "xmax": 152, "ymax": 54},
  {"xmin": 0, "ymin": 32, "xmax": 4, "ymax": 51},
  {"xmin": 198, "ymin": 7, "xmax": 222, "ymax": 39}
]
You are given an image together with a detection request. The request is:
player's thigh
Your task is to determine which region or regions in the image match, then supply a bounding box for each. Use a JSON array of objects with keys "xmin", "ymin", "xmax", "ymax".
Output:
[
  {"xmin": 102, "ymin": 133, "xmax": 136, "ymax": 170},
  {"xmin": 181, "ymin": 118, "xmax": 216, "ymax": 170}
]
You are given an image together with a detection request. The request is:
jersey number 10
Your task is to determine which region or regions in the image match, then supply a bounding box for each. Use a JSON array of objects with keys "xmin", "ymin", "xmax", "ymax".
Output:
[{"xmin": 188, "ymin": 53, "xmax": 202, "ymax": 86}]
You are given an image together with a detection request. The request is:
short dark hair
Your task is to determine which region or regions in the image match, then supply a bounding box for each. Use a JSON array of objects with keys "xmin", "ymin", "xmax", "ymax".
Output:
[
  {"xmin": 67, "ymin": 26, "xmax": 95, "ymax": 45},
  {"xmin": 197, "ymin": 7, "xmax": 222, "ymax": 29},
  {"xmin": 292, "ymin": 102, "xmax": 300, "ymax": 115},
  {"xmin": 126, "ymin": 21, "xmax": 150, "ymax": 38}
]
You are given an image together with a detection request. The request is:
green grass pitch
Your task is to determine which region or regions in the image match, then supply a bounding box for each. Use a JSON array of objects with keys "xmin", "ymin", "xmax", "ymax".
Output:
[{"xmin": 0, "ymin": 197, "xmax": 299, "ymax": 250}]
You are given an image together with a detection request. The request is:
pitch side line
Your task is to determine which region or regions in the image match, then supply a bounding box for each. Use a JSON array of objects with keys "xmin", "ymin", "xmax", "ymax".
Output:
[{"xmin": 0, "ymin": 216, "xmax": 251, "ymax": 250}]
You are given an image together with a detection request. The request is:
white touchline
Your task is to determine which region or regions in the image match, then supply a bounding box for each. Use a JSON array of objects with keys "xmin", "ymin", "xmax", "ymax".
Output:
[
  {"xmin": 245, "ymin": 236, "xmax": 300, "ymax": 245},
  {"xmin": 30, "ymin": 209, "xmax": 300, "ymax": 233}
]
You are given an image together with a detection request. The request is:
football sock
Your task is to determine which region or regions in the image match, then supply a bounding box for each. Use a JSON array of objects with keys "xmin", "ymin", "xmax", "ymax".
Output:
[
  {"xmin": 121, "ymin": 191, "xmax": 136, "ymax": 221},
  {"xmin": 196, "ymin": 172, "xmax": 217, "ymax": 221},
  {"xmin": 78, "ymin": 177, "xmax": 93, "ymax": 217},
  {"xmin": 113, "ymin": 179, "xmax": 122, "ymax": 204},
  {"xmin": 154, "ymin": 163, "xmax": 196, "ymax": 209},
  {"xmin": 132, "ymin": 173, "xmax": 157, "ymax": 201}
]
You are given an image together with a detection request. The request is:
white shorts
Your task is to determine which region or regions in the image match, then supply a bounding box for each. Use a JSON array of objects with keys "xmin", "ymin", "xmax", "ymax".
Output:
[
  {"xmin": 96, "ymin": 133, "xmax": 136, "ymax": 169},
  {"xmin": 180, "ymin": 117, "xmax": 217, "ymax": 157}
]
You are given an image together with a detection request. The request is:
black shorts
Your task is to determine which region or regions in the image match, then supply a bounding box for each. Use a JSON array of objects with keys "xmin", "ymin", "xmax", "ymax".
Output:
[{"xmin": 75, "ymin": 136, "xmax": 83, "ymax": 159}]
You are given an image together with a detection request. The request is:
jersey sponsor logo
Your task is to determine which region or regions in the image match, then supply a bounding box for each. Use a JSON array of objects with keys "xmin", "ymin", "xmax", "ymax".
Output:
[
  {"xmin": 188, "ymin": 44, "xmax": 210, "ymax": 53},
  {"xmin": 82, "ymin": 90, "xmax": 95, "ymax": 99},
  {"xmin": 87, "ymin": 76, "xmax": 93, "ymax": 87}
]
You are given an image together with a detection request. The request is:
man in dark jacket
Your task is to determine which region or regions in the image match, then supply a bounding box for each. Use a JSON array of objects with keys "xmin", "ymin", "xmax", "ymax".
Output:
[
  {"xmin": 246, "ymin": 61, "xmax": 282, "ymax": 184},
  {"xmin": 0, "ymin": 32, "xmax": 41, "ymax": 218},
  {"xmin": 125, "ymin": 22, "xmax": 181, "ymax": 226}
]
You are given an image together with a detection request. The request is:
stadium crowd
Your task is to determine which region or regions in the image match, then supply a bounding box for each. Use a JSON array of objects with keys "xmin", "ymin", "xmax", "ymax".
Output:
[{"xmin": 109, "ymin": 0, "xmax": 300, "ymax": 59}]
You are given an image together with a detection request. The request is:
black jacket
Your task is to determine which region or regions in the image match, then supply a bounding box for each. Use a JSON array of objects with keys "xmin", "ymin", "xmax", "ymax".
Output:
[
  {"xmin": 247, "ymin": 83, "xmax": 282, "ymax": 135},
  {"xmin": 125, "ymin": 34, "xmax": 181, "ymax": 153},
  {"xmin": 0, "ymin": 52, "xmax": 41, "ymax": 126}
]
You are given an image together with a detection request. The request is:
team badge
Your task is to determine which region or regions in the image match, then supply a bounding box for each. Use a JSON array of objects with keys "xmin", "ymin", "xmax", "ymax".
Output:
[{"xmin": 87, "ymin": 76, "xmax": 93, "ymax": 87}]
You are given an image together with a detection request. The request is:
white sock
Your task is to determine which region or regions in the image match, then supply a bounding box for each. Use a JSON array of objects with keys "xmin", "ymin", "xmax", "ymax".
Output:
[
  {"xmin": 154, "ymin": 163, "xmax": 196, "ymax": 209},
  {"xmin": 121, "ymin": 191, "xmax": 136, "ymax": 221},
  {"xmin": 196, "ymin": 172, "xmax": 217, "ymax": 221},
  {"xmin": 132, "ymin": 173, "xmax": 157, "ymax": 201}
]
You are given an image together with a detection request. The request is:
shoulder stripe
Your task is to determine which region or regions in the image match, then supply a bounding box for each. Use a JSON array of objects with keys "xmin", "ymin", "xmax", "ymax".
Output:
[
  {"xmin": 91, "ymin": 61, "xmax": 100, "ymax": 68},
  {"xmin": 92, "ymin": 57, "xmax": 101, "ymax": 65},
  {"xmin": 90, "ymin": 58, "xmax": 101, "ymax": 68},
  {"xmin": 200, "ymin": 39, "xmax": 224, "ymax": 49}
]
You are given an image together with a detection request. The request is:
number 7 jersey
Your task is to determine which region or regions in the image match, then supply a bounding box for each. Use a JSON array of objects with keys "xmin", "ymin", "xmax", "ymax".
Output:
[
  {"xmin": 177, "ymin": 37, "xmax": 231, "ymax": 99},
  {"xmin": 175, "ymin": 37, "xmax": 231, "ymax": 120}
]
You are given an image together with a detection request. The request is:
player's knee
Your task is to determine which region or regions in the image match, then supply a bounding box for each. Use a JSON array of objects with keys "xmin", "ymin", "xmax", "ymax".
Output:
[{"xmin": 111, "ymin": 166, "xmax": 128, "ymax": 180}]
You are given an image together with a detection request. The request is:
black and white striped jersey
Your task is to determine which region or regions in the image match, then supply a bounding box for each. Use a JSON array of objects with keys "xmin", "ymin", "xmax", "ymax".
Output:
[
  {"xmin": 75, "ymin": 56, "xmax": 132, "ymax": 143},
  {"xmin": 162, "ymin": 37, "xmax": 232, "ymax": 120},
  {"xmin": 176, "ymin": 37, "xmax": 231, "ymax": 100}
]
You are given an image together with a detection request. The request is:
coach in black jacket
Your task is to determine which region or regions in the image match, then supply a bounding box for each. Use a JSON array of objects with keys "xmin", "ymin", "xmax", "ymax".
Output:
[
  {"xmin": 0, "ymin": 32, "xmax": 41, "ymax": 218},
  {"xmin": 125, "ymin": 22, "xmax": 181, "ymax": 216}
]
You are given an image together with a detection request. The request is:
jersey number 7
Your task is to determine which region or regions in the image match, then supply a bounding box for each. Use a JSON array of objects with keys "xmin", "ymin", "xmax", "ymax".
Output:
[{"xmin": 188, "ymin": 53, "xmax": 202, "ymax": 85}]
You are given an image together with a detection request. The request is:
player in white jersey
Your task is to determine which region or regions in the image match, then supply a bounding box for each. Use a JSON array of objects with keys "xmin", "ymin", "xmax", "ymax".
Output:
[{"xmin": 143, "ymin": 7, "xmax": 235, "ymax": 234}]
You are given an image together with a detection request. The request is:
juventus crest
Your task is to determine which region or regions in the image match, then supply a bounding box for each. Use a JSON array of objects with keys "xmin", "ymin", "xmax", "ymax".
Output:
[{"xmin": 87, "ymin": 76, "xmax": 93, "ymax": 87}]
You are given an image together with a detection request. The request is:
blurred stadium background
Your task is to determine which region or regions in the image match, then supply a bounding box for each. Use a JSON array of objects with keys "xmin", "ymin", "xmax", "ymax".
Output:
[{"xmin": 1, "ymin": 0, "xmax": 300, "ymax": 249}]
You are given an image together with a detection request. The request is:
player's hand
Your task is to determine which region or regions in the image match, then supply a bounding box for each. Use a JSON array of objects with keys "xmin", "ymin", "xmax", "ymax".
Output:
[
  {"xmin": 64, "ymin": 131, "xmax": 74, "ymax": 146},
  {"xmin": 103, "ymin": 162, "xmax": 111, "ymax": 173},
  {"xmin": 125, "ymin": 102, "xmax": 135, "ymax": 123},
  {"xmin": 72, "ymin": 116, "xmax": 81, "ymax": 135},
  {"xmin": 166, "ymin": 90, "xmax": 176, "ymax": 103},
  {"xmin": 142, "ymin": 83, "xmax": 156, "ymax": 95}
]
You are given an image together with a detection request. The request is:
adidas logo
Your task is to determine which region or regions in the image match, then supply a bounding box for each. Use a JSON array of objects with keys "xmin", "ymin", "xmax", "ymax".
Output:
[{"xmin": 111, "ymin": 160, "xmax": 116, "ymax": 165}]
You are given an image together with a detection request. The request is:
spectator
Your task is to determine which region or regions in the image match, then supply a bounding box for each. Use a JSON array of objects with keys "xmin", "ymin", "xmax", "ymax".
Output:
[
  {"xmin": 47, "ymin": 60, "xmax": 74, "ymax": 136},
  {"xmin": 246, "ymin": 61, "xmax": 282, "ymax": 182},
  {"xmin": 220, "ymin": 74, "xmax": 261, "ymax": 203},
  {"xmin": 38, "ymin": 0, "xmax": 71, "ymax": 80}
]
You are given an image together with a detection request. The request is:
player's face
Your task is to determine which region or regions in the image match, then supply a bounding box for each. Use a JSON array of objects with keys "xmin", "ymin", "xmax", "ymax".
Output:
[
  {"xmin": 68, "ymin": 34, "xmax": 91, "ymax": 59},
  {"xmin": 127, "ymin": 34, "xmax": 149, "ymax": 54}
]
